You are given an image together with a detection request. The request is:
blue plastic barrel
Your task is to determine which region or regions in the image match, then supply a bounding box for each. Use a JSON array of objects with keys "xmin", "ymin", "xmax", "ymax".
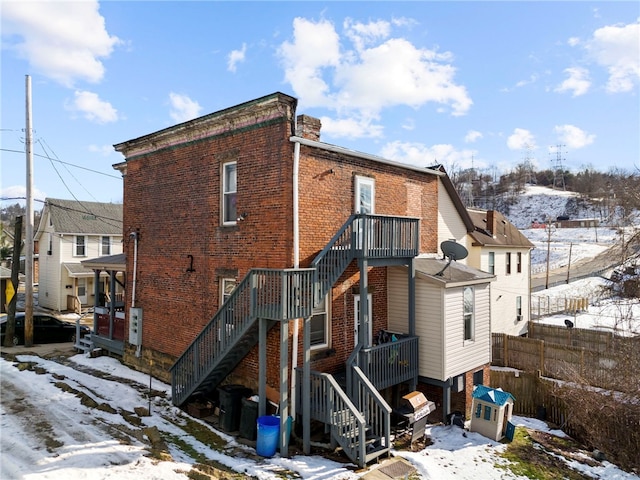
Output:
[{"xmin": 256, "ymin": 415, "xmax": 280, "ymax": 457}]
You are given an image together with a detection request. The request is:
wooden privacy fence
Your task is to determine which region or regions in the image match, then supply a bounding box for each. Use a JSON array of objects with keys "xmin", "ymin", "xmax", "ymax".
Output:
[{"xmin": 492, "ymin": 325, "xmax": 640, "ymax": 392}]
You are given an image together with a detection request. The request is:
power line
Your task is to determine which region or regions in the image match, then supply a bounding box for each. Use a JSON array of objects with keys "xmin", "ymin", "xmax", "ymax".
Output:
[{"xmin": 0, "ymin": 147, "xmax": 121, "ymax": 179}]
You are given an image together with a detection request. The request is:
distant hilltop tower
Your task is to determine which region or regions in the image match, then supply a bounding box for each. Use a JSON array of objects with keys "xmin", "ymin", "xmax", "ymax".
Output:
[
  {"xmin": 551, "ymin": 144, "xmax": 566, "ymax": 190},
  {"xmin": 523, "ymin": 144, "xmax": 537, "ymax": 185}
]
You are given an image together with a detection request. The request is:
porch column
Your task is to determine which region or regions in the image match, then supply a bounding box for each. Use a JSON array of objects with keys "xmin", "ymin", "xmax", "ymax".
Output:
[
  {"xmin": 279, "ymin": 320, "xmax": 289, "ymax": 456},
  {"xmin": 358, "ymin": 257, "xmax": 369, "ymax": 347},
  {"xmin": 303, "ymin": 314, "xmax": 311, "ymax": 455},
  {"xmin": 258, "ymin": 318, "xmax": 267, "ymax": 414},
  {"xmin": 408, "ymin": 257, "xmax": 417, "ymax": 390},
  {"xmin": 92, "ymin": 270, "xmax": 100, "ymax": 334}
]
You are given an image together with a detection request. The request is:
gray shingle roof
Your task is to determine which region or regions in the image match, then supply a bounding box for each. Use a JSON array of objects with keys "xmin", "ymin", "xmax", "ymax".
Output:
[
  {"xmin": 414, "ymin": 257, "xmax": 495, "ymax": 286},
  {"xmin": 46, "ymin": 199, "xmax": 122, "ymax": 235}
]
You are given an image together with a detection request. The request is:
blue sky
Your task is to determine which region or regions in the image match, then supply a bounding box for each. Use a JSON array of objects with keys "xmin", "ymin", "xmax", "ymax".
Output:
[{"xmin": 1, "ymin": 1, "xmax": 639, "ymax": 206}]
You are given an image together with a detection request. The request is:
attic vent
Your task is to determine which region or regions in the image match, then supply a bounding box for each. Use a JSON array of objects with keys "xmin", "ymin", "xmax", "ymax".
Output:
[{"xmin": 82, "ymin": 215, "xmax": 97, "ymax": 220}]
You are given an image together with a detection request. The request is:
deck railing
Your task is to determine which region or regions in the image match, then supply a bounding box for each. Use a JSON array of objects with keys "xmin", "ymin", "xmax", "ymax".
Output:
[
  {"xmin": 171, "ymin": 268, "xmax": 315, "ymax": 405},
  {"xmin": 359, "ymin": 336, "xmax": 419, "ymax": 390},
  {"xmin": 312, "ymin": 214, "xmax": 419, "ymax": 306}
]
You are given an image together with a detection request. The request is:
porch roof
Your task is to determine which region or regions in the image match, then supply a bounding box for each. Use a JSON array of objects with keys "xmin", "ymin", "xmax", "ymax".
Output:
[
  {"xmin": 81, "ymin": 253, "xmax": 126, "ymax": 271},
  {"xmin": 63, "ymin": 262, "xmax": 99, "ymax": 278}
]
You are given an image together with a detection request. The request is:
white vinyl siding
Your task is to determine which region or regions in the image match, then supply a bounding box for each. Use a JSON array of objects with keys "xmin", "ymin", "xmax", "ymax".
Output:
[
  {"xmin": 444, "ymin": 283, "xmax": 491, "ymax": 379},
  {"xmin": 489, "ymin": 247, "xmax": 531, "ymax": 336},
  {"xmin": 437, "ymin": 178, "xmax": 470, "ymax": 264}
]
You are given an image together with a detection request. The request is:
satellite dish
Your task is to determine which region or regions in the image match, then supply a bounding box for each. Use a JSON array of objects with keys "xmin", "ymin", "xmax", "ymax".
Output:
[
  {"xmin": 564, "ymin": 319, "xmax": 574, "ymax": 329},
  {"xmin": 436, "ymin": 241, "xmax": 469, "ymax": 276},
  {"xmin": 441, "ymin": 240, "xmax": 468, "ymax": 261}
]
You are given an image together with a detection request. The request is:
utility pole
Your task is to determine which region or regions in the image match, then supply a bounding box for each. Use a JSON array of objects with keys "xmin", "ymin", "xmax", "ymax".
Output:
[
  {"xmin": 25, "ymin": 75, "xmax": 34, "ymax": 347},
  {"xmin": 3, "ymin": 216, "xmax": 22, "ymax": 347},
  {"xmin": 566, "ymin": 242, "xmax": 573, "ymax": 284},
  {"xmin": 545, "ymin": 217, "xmax": 552, "ymax": 289}
]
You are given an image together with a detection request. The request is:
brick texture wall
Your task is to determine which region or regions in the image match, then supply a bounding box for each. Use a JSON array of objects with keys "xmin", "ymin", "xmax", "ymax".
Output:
[{"xmin": 119, "ymin": 93, "xmax": 442, "ymax": 393}]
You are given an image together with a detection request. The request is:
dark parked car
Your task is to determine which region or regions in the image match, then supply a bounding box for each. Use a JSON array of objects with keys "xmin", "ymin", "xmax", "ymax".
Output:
[{"xmin": 0, "ymin": 313, "xmax": 90, "ymax": 346}]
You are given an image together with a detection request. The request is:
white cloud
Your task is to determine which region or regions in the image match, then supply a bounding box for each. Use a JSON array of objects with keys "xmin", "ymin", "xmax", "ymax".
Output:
[
  {"xmin": 68, "ymin": 90, "xmax": 118, "ymax": 123},
  {"xmin": 88, "ymin": 144, "xmax": 114, "ymax": 156},
  {"xmin": 168, "ymin": 93, "xmax": 202, "ymax": 123},
  {"xmin": 555, "ymin": 67, "xmax": 591, "ymax": 96},
  {"xmin": 568, "ymin": 37, "xmax": 581, "ymax": 47},
  {"xmin": 319, "ymin": 115, "xmax": 384, "ymax": 139},
  {"xmin": 586, "ymin": 20, "xmax": 640, "ymax": 93},
  {"xmin": 507, "ymin": 128, "xmax": 536, "ymax": 151},
  {"xmin": 1, "ymin": 0, "xmax": 121, "ymax": 87},
  {"xmin": 227, "ymin": 43, "xmax": 247, "ymax": 73},
  {"xmin": 278, "ymin": 17, "xmax": 472, "ymax": 139},
  {"xmin": 379, "ymin": 140, "xmax": 482, "ymax": 171},
  {"xmin": 464, "ymin": 130, "xmax": 483, "ymax": 143},
  {"xmin": 554, "ymin": 124, "xmax": 595, "ymax": 149},
  {"xmin": 1, "ymin": 184, "xmax": 46, "ymax": 203}
]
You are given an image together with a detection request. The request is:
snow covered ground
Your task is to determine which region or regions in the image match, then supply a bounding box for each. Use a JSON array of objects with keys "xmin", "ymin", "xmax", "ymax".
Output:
[
  {"xmin": 1, "ymin": 184, "xmax": 638, "ymax": 479},
  {"xmin": 1, "ymin": 353, "xmax": 637, "ymax": 480}
]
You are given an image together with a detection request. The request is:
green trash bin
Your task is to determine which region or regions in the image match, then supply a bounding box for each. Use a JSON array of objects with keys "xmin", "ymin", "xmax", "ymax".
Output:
[{"xmin": 239, "ymin": 397, "xmax": 259, "ymax": 440}]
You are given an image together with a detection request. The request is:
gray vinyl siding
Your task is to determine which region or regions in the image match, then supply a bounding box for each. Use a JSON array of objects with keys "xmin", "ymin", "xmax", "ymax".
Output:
[{"xmin": 443, "ymin": 283, "xmax": 491, "ymax": 379}]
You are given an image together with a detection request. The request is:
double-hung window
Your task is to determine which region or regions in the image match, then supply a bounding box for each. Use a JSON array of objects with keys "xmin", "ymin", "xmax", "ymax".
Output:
[
  {"xmin": 517, "ymin": 252, "xmax": 522, "ymax": 273},
  {"xmin": 222, "ymin": 162, "xmax": 237, "ymax": 225},
  {"xmin": 101, "ymin": 236, "xmax": 111, "ymax": 255},
  {"xmin": 310, "ymin": 295, "xmax": 330, "ymax": 349},
  {"xmin": 488, "ymin": 252, "xmax": 495, "ymax": 274},
  {"xmin": 463, "ymin": 286, "xmax": 474, "ymax": 341},
  {"xmin": 506, "ymin": 252, "xmax": 512, "ymax": 274},
  {"xmin": 75, "ymin": 235, "xmax": 86, "ymax": 256},
  {"xmin": 516, "ymin": 295, "xmax": 523, "ymax": 322}
]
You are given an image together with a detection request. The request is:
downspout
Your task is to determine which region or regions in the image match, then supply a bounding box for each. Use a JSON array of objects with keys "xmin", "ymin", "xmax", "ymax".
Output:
[
  {"xmin": 130, "ymin": 231, "xmax": 140, "ymax": 357},
  {"xmin": 290, "ymin": 138, "xmax": 301, "ymax": 417}
]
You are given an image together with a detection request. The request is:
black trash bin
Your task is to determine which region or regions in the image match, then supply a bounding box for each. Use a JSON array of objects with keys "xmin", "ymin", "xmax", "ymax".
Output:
[
  {"xmin": 239, "ymin": 396, "xmax": 259, "ymax": 440},
  {"xmin": 218, "ymin": 385, "xmax": 251, "ymax": 432}
]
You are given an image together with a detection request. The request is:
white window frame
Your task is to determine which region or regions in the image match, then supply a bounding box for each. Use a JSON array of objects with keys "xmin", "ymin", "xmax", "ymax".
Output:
[
  {"xmin": 222, "ymin": 161, "xmax": 237, "ymax": 225},
  {"xmin": 463, "ymin": 286, "xmax": 475, "ymax": 342},
  {"xmin": 310, "ymin": 295, "xmax": 330, "ymax": 350},
  {"xmin": 47, "ymin": 233, "xmax": 53, "ymax": 255},
  {"xmin": 221, "ymin": 278, "xmax": 236, "ymax": 305},
  {"xmin": 354, "ymin": 175, "xmax": 375, "ymax": 214},
  {"xmin": 74, "ymin": 235, "xmax": 86, "ymax": 257},
  {"xmin": 101, "ymin": 236, "xmax": 111, "ymax": 256},
  {"xmin": 516, "ymin": 295, "xmax": 523, "ymax": 322},
  {"xmin": 353, "ymin": 293, "xmax": 373, "ymax": 347},
  {"xmin": 488, "ymin": 251, "xmax": 495, "ymax": 275}
]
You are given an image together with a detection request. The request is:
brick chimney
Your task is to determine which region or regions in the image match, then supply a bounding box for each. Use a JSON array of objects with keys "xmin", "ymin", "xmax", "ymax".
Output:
[
  {"xmin": 487, "ymin": 210, "xmax": 497, "ymax": 236},
  {"xmin": 296, "ymin": 115, "xmax": 321, "ymax": 141}
]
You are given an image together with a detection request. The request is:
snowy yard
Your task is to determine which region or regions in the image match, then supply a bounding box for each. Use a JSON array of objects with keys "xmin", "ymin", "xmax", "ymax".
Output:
[{"xmin": 1, "ymin": 353, "xmax": 637, "ymax": 480}]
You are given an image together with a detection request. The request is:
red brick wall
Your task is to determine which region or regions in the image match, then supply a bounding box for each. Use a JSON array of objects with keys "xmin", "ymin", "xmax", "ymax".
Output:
[
  {"xmin": 120, "ymin": 99, "xmax": 441, "ymax": 389},
  {"xmin": 122, "ymin": 117, "xmax": 295, "ymax": 362}
]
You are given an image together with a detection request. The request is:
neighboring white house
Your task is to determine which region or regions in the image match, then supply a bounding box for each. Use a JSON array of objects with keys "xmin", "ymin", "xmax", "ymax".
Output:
[
  {"xmin": 467, "ymin": 208, "xmax": 534, "ymax": 337},
  {"xmin": 34, "ymin": 199, "xmax": 123, "ymax": 313},
  {"xmin": 434, "ymin": 168, "xmax": 534, "ymax": 337}
]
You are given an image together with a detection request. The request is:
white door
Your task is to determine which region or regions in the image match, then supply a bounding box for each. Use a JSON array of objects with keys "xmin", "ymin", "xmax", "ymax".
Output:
[
  {"xmin": 354, "ymin": 294, "xmax": 373, "ymax": 347},
  {"xmin": 355, "ymin": 176, "xmax": 375, "ymax": 214},
  {"xmin": 77, "ymin": 278, "xmax": 87, "ymax": 305}
]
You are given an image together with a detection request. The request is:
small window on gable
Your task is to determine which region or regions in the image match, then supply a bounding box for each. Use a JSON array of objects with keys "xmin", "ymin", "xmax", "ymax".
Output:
[
  {"xmin": 222, "ymin": 162, "xmax": 237, "ymax": 225},
  {"xmin": 75, "ymin": 235, "xmax": 86, "ymax": 256},
  {"xmin": 48, "ymin": 233, "xmax": 53, "ymax": 255}
]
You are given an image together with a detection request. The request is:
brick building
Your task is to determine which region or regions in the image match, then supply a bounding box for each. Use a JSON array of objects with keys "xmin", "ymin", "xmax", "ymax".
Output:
[{"xmin": 108, "ymin": 92, "xmax": 493, "ymax": 466}]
